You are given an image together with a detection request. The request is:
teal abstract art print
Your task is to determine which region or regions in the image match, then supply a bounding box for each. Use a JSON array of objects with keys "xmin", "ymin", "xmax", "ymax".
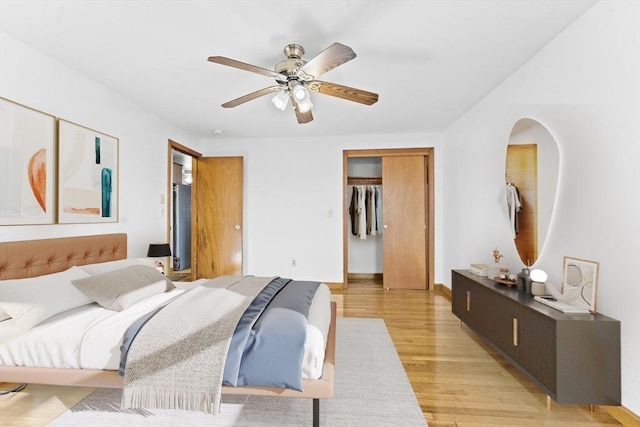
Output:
[{"xmin": 58, "ymin": 119, "xmax": 118, "ymax": 223}]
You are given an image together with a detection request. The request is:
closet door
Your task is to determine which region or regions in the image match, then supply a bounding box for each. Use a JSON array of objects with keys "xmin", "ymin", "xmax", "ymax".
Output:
[
  {"xmin": 193, "ymin": 156, "xmax": 243, "ymax": 279},
  {"xmin": 382, "ymin": 155, "xmax": 427, "ymax": 289}
]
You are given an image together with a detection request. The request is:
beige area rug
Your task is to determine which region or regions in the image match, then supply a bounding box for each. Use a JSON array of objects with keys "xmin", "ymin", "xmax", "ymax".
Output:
[{"xmin": 47, "ymin": 318, "xmax": 426, "ymax": 426}]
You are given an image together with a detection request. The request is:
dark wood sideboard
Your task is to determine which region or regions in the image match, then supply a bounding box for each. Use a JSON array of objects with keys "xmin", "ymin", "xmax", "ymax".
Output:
[{"xmin": 451, "ymin": 269, "xmax": 620, "ymax": 406}]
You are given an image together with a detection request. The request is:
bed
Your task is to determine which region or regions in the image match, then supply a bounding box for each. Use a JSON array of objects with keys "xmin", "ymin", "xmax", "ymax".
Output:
[{"xmin": 0, "ymin": 233, "xmax": 335, "ymax": 426}]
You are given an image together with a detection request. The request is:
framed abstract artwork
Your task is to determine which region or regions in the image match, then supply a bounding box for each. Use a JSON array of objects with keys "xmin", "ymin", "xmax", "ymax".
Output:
[
  {"xmin": 561, "ymin": 256, "xmax": 599, "ymax": 314},
  {"xmin": 0, "ymin": 97, "xmax": 56, "ymax": 225},
  {"xmin": 58, "ymin": 120, "xmax": 119, "ymax": 223}
]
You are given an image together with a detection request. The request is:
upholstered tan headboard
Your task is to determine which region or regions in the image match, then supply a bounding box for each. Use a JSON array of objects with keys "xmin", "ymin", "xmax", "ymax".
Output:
[{"xmin": 0, "ymin": 233, "xmax": 127, "ymax": 280}]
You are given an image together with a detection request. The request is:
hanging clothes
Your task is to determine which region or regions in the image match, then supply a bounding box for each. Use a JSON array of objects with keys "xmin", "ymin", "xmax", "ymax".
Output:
[
  {"xmin": 349, "ymin": 185, "xmax": 359, "ymax": 236},
  {"xmin": 506, "ymin": 182, "xmax": 522, "ymax": 238},
  {"xmin": 374, "ymin": 185, "xmax": 382, "ymax": 235},
  {"xmin": 349, "ymin": 184, "xmax": 382, "ymax": 239},
  {"xmin": 357, "ymin": 185, "xmax": 367, "ymax": 239},
  {"xmin": 365, "ymin": 186, "xmax": 374, "ymax": 235}
]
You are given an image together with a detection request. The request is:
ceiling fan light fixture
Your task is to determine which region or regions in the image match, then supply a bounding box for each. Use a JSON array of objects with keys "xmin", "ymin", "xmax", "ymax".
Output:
[
  {"xmin": 292, "ymin": 84, "xmax": 311, "ymax": 102},
  {"xmin": 292, "ymin": 83, "xmax": 313, "ymax": 112},
  {"xmin": 297, "ymin": 98, "xmax": 313, "ymax": 113},
  {"xmin": 271, "ymin": 90, "xmax": 290, "ymax": 111}
]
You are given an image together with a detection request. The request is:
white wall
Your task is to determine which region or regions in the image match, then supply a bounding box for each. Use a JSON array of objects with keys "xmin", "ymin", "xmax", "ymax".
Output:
[
  {"xmin": 200, "ymin": 133, "xmax": 443, "ymax": 283},
  {"xmin": 442, "ymin": 0, "xmax": 639, "ymax": 413},
  {"xmin": 0, "ymin": 32, "xmax": 201, "ymax": 256}
]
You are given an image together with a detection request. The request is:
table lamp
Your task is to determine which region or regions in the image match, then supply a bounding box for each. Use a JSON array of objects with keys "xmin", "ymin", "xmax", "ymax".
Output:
[
  {"xmin": 147, "ymin": 243, "xmax": 171, "ymax": 274},
  {"xmin": 529, "ymin": 268, "xmax": 548, "ymax": 296}
]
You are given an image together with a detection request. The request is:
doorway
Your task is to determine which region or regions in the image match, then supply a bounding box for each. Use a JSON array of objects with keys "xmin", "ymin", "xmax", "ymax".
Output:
[
  {"xmin": 171, "ymin": 152, "xmax": 192, "ymax": 273},
  {"xmin": 167, "ymin": 142, "xmax": 244, "ymax": 280},
  {"xmin": 343, "ymin": 148, "xmax": 434, "ymax": 290},
  {"xmin": 167, "ymin": 140, "xmax": 201, "ymax": 280}
]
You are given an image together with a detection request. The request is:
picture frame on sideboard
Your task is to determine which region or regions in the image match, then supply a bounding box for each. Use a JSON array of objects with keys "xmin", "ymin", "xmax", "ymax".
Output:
[{"xmin": 561, "ymin": 256, "xmax": 599, "ymax": 314}]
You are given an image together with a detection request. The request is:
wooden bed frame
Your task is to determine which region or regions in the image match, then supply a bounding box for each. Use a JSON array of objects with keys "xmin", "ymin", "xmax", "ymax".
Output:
[{"xmin": 0, "ymin": 233, "xmax": 335, "ymax": 426}]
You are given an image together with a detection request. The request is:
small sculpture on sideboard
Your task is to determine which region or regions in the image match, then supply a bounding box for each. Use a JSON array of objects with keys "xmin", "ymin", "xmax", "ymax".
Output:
[{"xmin": 487, "ymin": 247, "xmax": 505, "ymax": 280}]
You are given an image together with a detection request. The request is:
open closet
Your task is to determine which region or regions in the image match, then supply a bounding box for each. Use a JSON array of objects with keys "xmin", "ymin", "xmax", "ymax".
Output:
[
  {"xmin": 343, "ymin": 148, "xmax": 434, "ymax": 290},
  {"xmin": 347, "ymin": 158, "xmax": 383, "ymax": 282}
]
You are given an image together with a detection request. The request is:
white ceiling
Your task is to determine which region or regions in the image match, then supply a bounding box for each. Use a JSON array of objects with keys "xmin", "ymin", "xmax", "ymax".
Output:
[{"xmin": 0, "ymin": 0, "xmax": 597, "ymax": 140}]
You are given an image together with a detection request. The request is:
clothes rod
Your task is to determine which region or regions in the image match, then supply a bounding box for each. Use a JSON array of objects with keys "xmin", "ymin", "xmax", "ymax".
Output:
[{"xmin": 347, "ymin": 176, "xmax": 382, "ymax": 185}]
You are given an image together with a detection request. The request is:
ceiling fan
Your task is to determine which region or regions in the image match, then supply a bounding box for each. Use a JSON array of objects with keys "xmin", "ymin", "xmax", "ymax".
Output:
[{"xmin": 208, "ymin": 42, "xmax": 379, "ymax": 124}]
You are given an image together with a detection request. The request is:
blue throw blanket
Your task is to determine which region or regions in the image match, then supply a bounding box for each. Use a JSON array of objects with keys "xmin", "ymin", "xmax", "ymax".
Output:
[{"xmin": 119, "ymin": 278, "xmax": 319, "ymax": 391}]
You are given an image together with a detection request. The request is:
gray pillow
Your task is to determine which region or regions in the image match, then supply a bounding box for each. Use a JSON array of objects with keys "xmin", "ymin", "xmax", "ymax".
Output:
[
  {"xmin": 80, "ymin": 258, "xmax": 147, "ymax": 275},
  {"xmin": 72, "ymin": 265, "xmax": 175, "ymax": 311}
]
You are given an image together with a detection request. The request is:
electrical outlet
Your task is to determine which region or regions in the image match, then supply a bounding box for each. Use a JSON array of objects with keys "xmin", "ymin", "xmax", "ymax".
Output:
[
  {"xmin": 327, "ymin": 209, "xmax": 334, "ymax": 218},
  {"xmin": 291, "ymin": 258, "xmax": 296, "ymax": 267}
]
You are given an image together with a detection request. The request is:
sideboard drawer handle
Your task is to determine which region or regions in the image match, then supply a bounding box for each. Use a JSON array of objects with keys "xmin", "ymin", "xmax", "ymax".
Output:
[
  {"xmin": 512, "ymin": 317, "xmax": 519, "ymax": 347},
  {"xmin": 466, "ymin": 290, "xmax": 471, "ymax": 311}
]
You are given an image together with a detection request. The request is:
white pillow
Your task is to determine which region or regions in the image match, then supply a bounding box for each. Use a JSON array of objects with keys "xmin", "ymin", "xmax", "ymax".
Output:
[
  {"xmin": 80, "ymin": 258, "xmax": 148, "ymax": 275},
  {"xmin": 0, "ymin": 266, "xmax": 94, "ymax": 330}
]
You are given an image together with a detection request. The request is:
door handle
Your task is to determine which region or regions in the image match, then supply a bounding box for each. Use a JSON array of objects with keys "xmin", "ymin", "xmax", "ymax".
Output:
[
  {"xmin": 383, "ymin": 224, "xmax": 388, "ymax": 229},
  {"xmin": 234, "ymin": 224, "xmax": 242, "ymax": 230}
]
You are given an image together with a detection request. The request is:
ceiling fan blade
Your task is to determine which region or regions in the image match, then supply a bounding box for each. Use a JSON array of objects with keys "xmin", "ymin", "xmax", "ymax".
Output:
[
  {"xmin": 221, "ymin": 86, "xmax": 282, "ymax": 108},
  {"xmin": 295, "ymin": 108, "xmax": 313, "ymax": 124},
  {"xmin": 300, "ymin": 43, "xmax": 356, "ymax": 79},
  {"xmin": 291, "ymin": 98, "xmax": 313, "ymax": 124},
  {"xmin": 208, "ymin": 56, "xmax": 284, "ymax": 79},
  {"xmin": 311, "ymin": 81, "xmax": 379, "ymax": 105}
]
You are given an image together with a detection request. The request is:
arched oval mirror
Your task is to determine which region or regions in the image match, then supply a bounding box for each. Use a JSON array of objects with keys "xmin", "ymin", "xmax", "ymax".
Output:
[{"xmin": 506, "ymin": 118, "xmax": 559, "ymax": 266}]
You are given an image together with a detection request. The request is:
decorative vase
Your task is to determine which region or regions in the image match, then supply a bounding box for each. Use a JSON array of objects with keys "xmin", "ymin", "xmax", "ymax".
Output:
[{"xmin": 516, "ymin": 267, "xmax": 530, "ymax": 292}]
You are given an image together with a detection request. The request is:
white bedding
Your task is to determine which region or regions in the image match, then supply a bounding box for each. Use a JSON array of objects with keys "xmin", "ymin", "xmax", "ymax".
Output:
[{"xmin": 0, "ymin": 279, "xmax": 331, "ymax": 380}]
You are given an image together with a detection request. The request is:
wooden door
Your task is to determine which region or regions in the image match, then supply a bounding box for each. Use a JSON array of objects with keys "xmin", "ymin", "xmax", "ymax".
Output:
[
  {"xmin": 382, "ymin": 155, "xmax": 427, "ymax": 289},
  {"xmin": 192, "ymin": 156, "xmax": 243, "ymax": 279}
]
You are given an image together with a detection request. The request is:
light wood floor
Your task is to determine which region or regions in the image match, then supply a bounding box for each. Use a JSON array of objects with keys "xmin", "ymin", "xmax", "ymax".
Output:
[
  {"xmin": 0, "ymin": 280, "xmax": 632, "ymax": 426},
  {"xmin": 333, "ymin": 280, "xmax": 629, "ymax": 427}
]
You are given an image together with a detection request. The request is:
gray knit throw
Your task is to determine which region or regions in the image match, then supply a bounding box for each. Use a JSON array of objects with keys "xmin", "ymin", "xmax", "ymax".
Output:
[{"xmin": 121, "ymin": 276, "xmax": 275, "ymax": 415}]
